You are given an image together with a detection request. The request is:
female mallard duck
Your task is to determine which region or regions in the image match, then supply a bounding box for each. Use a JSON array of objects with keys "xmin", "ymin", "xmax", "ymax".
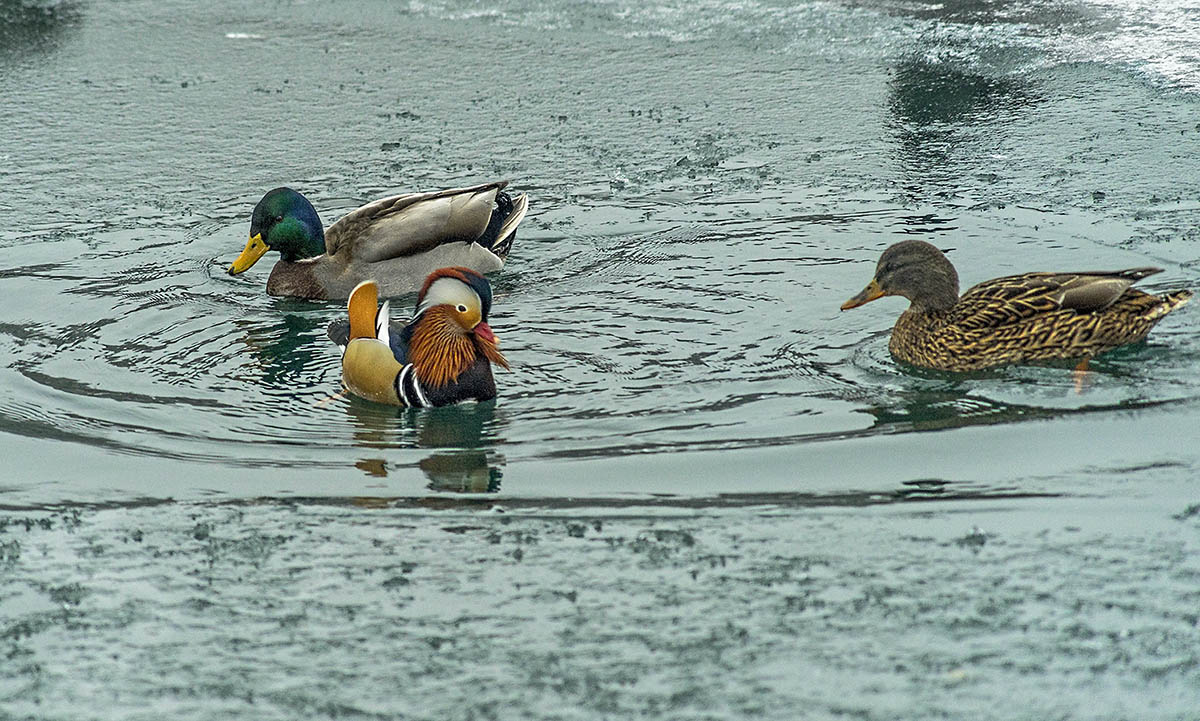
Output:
[
  {"xmin": 329, "ymin": 268, "xmax": 508, "ymax": 406},
  {"xmin": 228, "ymin": 181, "xmax": 527, "ymax": 300},
  {"xmin": 840, "ymin": 240, "xmax": 1192, "ymax": 371}
]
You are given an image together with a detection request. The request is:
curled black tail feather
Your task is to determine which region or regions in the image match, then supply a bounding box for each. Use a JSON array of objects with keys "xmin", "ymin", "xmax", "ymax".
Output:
[
  {"xmin": 328, "ymin": 319, "xmax": 350, "ymax": 347},
  {"xmin": 479, "ymin": 191, "xmax": 517, "ymax": 259}
]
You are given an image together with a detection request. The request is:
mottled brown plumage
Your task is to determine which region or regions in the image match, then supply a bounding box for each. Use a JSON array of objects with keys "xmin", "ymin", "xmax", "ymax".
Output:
[{"xmin": 841, "ymin": 240, "xmax": 1192, "ymax": 371}]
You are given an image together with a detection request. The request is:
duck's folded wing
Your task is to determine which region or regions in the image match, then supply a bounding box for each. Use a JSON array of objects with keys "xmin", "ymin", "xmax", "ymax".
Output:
[
  {"xmin": 954, "ymin": 268, "xmax": 1162, "ymax": 330},
  {"xmin": 325, "ymin": 181, "xmax": 508, "ymax": 263}
]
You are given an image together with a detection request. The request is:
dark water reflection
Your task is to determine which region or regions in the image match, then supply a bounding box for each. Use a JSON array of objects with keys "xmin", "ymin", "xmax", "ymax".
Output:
[
  {"xmin": 889, "ymin": 57, "xmax": 1042, "ymax": 195},
  {"xmin": 0, "ymin": 0, "xmax": 80, "ymax": 61},
  {"xmin": 891, "ymin": 60, "xmax": 1038, "ymax": 129},
  {"xmin": 344, "ymin": 399, "xmax": 505, "ymax": 492},
  {"xmin": 234, "ymin": 313, "xmax": 327, "ymax": 386}
]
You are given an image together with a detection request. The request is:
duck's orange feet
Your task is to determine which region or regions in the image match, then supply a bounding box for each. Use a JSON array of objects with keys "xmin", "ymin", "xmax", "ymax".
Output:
[
  {"xmin": 1072, "ymin": 358, "xmax": 1091, "ymax": 394},
  {"xmin": 315, "ymin": 389, "xmax": 349, "ymax": 407}
]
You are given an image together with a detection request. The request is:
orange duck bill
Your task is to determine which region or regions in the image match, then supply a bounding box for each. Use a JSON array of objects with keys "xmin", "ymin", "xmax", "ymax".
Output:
[{"xmin": 841, "ymin": 278, "xmax": 885, "ymax": 310}]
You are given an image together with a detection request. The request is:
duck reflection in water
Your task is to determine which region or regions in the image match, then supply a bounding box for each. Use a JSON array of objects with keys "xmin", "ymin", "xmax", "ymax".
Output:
[
  {"xmin": 343, "ymin": 399, "xmax": 505, "ymax": 493},
  {"xmin": 233, "ymin": 309, "xmax": 331, "ymax": 387},
  {"xmin": 887, "ymin": 46, "xmax": 1040, "ymax": 196}
]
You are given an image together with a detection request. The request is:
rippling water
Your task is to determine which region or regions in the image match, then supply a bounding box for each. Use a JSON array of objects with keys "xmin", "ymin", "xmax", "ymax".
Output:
[
  {"xmin": 3, "ymin": 1, "xmax": 1200, "ymax": 718},
  {"xmin": 1, "ymin": 0, "xmax": 1198, "ymax": 504}
]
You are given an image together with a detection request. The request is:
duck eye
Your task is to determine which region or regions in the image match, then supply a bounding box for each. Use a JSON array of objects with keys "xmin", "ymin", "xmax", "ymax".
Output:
[
  {"xmin": 456, "ymin": 304, "xmax": 468, "ymax": 313},
  {"xmin": 274, "ymin": 215, "xmax": 283, "ymax": 223}
]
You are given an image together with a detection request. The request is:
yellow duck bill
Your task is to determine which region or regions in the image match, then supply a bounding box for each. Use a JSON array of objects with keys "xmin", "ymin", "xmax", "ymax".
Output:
[
  {"xmin": 840, "ymin": 278, "xmax": 885, "ymax": 310},
  {"xmin": 228, "ymin": 234, "xmax": 269, "ymax": 275}
]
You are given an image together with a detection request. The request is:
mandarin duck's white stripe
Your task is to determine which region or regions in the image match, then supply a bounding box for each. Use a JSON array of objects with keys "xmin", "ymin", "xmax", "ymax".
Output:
[
  {"xmin": 376, "ymin": 301, "xmax": 391, "ymax": 346},
  {"xmin": 411, "ymin": 369, "xmax": 431, "ymax": 407},
  {"xmin": 395, "ymin": 364, "xmax": 431, "ymax": 408}
]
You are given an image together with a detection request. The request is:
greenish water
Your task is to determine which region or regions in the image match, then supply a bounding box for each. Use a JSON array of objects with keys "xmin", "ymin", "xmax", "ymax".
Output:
[
  {"xmin": 1, "ymin": 0, "xmax": 1197, "ymax": 503},
  {"xmin": 1, "ymin": 0, "xmax": 1199, "ymax": 718}
]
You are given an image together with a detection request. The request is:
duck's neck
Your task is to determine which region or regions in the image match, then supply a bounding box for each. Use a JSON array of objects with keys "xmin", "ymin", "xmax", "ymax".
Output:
[
  {"xmin": 907, "ymin": 256, "xmax": 960, "ymax": 313},
  {"xmin": 897, "ymin": 305, "xmax": 948, "ymax": 328},
  {"xmin": 274, "ymin": 217, "xmax": 326, "ymax": 261},
  {"xmin": 906, "ymin": 274, "xmax": 960, "ymax": 314},
  {"xmin": 909, "ymin": 294, "xmax": 958, "ymax": 314},
  {"xmin": 408, "ymin": 309, "xmax": 480, "ymax": 389}
]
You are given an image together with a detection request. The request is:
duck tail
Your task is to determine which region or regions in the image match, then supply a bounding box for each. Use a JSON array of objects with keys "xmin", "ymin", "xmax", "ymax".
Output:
[
  {"xmin": 1121, "ymin": 267, "xmax": 1164, "ymax": 282},
  {"xmin": 479, "ymin": 190, "xmax": 528, "ymax": 260},
  {"xmin": 1161, "ymin": 289, "xmax": 1192, "ymax": 313},
  {"xmin": 1143, "ymin": 289, "xmax": 1193, "ymax": 321}
]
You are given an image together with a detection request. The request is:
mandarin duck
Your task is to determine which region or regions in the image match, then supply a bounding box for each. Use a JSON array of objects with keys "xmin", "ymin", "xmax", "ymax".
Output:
[{"xmin": 329, "ymin": 268, "xmax": 508, "ymax": 406}]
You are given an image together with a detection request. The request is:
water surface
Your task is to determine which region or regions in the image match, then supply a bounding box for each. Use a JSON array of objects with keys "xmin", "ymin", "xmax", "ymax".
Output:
[
  {"xmin": 1, "ymin": 0, "xmax": 1198, "ymax": 717},
  {"xmin": 2, "ymin": 0, "xmax": 1197, "ymax": 503}
]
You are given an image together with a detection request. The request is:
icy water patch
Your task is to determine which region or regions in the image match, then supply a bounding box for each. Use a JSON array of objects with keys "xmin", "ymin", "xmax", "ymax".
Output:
[{"xmin": 1, "ymin": 496, "xmax": 1198, "ymax": 719}]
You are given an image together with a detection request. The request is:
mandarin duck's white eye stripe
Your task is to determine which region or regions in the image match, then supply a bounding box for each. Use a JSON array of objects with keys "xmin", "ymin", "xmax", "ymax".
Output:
[{"xmin": 417, "ymin": 277, "xmax": 482, "ymax": 318}]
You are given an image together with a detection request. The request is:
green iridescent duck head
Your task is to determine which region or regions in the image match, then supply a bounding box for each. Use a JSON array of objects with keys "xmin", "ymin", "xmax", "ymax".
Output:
[{"xmin": 228, "ymin": 187, "xmax": 326, "ymax": 275}]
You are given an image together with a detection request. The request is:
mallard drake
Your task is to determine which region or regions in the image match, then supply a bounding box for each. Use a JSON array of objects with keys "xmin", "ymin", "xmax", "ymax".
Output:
[
  {"xmin": 840, "ymin": 240, "xmax": 1192, "ymax": 371},
  {"xmin": 329, "ymin": 268, "xmax": 508, "ymax": 406},
  {"xmin": 228, "ymin": 181, "xmax": 528, "ymax": 300}
]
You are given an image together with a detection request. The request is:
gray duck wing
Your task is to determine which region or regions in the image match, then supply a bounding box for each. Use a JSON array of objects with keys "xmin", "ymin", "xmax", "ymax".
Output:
[{"xmin": 324, "ymin": 181, "xmax": 510, "ymax": 264}]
